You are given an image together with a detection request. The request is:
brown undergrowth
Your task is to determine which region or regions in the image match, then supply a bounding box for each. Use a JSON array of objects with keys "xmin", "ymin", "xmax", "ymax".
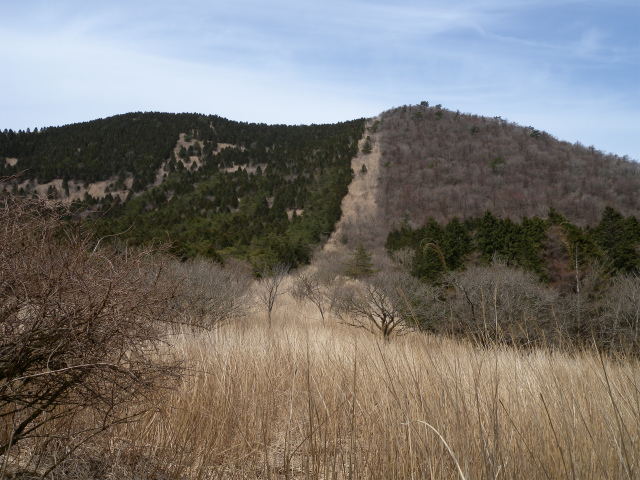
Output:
[
  {"xmin": 2, "ymin": 191, "xmax": 638, "ymax": 480},
  {"xmin": 101, "ymin": 293, "xmax": 639, "ymax": 479}
]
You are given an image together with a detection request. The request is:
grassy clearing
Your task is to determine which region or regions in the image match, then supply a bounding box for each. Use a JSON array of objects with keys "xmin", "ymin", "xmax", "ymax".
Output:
[{"xmin": 107, "ymin": 292, "xmax": 639, "ymax": 479}]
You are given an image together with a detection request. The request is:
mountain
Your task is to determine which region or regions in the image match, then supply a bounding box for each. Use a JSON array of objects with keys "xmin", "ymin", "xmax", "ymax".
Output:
[
  {"xmin": 325, "ymin": 104, "xmax": 640, "ymax": 285},
  {"xmin": 1, "ymin": 113, "xmax": 365, "ymax": 266},
  {"xmin": 1, "ymin": 106, "xmax": 639, "ymax": 271}
]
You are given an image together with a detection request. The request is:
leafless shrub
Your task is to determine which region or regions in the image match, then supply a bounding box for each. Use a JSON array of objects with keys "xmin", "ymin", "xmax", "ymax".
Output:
[
  {"xmin": 389, "ymin": 247, "xmax": 416, "ymax": 272},
  {"xmin": 333, "ymin": 270, "xmax": 440, "ymax": 338},
  {"xmin": 291, "ymin": 270, "xmax": 336, "ymax": 324},
  {"xmin": 165, "ymin": 257, "xmax": 253, "ymax": 330},
  {"xmin": 551, "ymin": 260, "xmax": 615, "ymax": 349},
  {"xmin": 439, "ymin": 258, "xmax": 639, "ymax": 353},
  {"xmin": 592, "ymin": 271, "xmax": 640, "ymax": 353},
  {"xmin": 0, "ymin": 197, "xmax": 181, "ymax": 476},
  {"xmin": 444, "ymin": 259, "xmax": 556, "ymax": 346},
  {"xmin": 605, "ymin": 272, "xmax": 640, "ymax": 340}
]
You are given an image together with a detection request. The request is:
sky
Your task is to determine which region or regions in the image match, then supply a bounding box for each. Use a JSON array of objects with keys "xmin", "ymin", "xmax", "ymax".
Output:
[{"xmin": 1, "ymin": 0, "xmax": 639, "ymax": 160}]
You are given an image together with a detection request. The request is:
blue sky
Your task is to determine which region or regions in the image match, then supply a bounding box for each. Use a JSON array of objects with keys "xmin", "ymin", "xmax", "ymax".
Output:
[{"xmin": 1, "ymin": 0, "xmax": 639, "ymax": 159}]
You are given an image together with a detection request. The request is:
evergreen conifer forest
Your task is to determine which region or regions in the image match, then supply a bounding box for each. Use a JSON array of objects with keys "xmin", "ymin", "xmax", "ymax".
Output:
[{"xmin": 1, "ymin": 113, "xmax": 366, "ymax": 266}]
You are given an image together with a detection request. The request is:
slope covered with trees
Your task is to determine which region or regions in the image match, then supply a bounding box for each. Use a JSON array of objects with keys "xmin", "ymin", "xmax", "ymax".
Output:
[
  {"xmin": 386, "ymin": 207, "xmax": 640, "ymax": 285},
  {"xmin": 1, "ymin": 113, "xmax": 366, "ymax": 267},
  {"xmin": 3, "ymin": 105, "xmax": 639, "ymax": 269},
  {"xmin": 1, "ymin": 113, "xmax": 206, "ymax": 188},
  {"xmin": 376, "ymin": 103, "xmax": 640, "ymax": 230}
]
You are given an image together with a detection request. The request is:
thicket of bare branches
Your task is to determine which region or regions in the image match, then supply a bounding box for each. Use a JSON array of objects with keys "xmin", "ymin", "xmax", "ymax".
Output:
[
  {"xmin": 437, "ymin": 259, "xmax": 640, "ymax": 352},
  {"xmin": 165, "ymin": 257, "xmax": 253, "ymax": 330},
  {"xmin": 376, "ymin": 104, "xmax": 640, "ymax": 230},
  {"xmin": 312, "ymin": 249, "xmax": 639, "ymax": 351},
  {"xmin": 0, "ymin": 197, "xmax": 181, "ymax": 476},
  {"xmin": 604, "ymin": 273, "xmax": 640, "ymax": 342},
  {"xmin": 443, "ymin": 260, "xmax": 557, "ymax": 346}
]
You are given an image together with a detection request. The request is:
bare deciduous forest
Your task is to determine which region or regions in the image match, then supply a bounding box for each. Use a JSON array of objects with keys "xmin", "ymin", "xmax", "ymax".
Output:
[{"xmin": 376, "ymin": 104, "xmax": 640, "ymax": 231}]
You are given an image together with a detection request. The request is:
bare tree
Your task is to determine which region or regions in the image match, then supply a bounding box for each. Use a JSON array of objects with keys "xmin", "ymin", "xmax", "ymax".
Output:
[
  {"xmin": 389, "ymin": 247, "xmax": 416, "ymax": 272},
  {"xmin": 594, "ymin": 271, "xmax": 640, "ymax": 352},
  {"xmin": 292, "ymin": 270, "xmax": 335, "ymax": 324},
  {"xmin": 0, "ymin": 197, "xmax": 181, "ymax": 476},
  {"xmin": 607, "ymin": 272, "xmax": 640, "ymax": 342},
  {"xmin": 257, "ymin": 263, "xmax": 290, "ymax": 326},
  {"xmin": 333, "ymin": 270, "xmax": 439, "ymax": 339}
]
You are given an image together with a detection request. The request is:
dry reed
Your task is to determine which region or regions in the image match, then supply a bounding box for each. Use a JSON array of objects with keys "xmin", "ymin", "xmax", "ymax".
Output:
[{"xmin": 107, "ymin": 292, "xmax": 639, "ymax": 479}]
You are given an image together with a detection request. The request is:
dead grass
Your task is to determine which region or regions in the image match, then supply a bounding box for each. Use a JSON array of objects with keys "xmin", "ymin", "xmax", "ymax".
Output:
[{"xmin": 100, "ymin": 290, "xmax": 639, "ymax": 479}]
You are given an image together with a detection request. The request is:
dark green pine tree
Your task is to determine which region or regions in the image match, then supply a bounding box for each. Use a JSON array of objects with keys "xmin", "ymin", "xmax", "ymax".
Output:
[
  {"xmin": 361, "ymin": 136, "xmax": 373, "ymax": 154},
  {"xmin": 591, "ymin": 207, "xmax": 640, "ymax": 273},
  {"xmin": 411, "ymin": 219, "xmax": 446, "ymax": 282},
  {"xmin": 626, "ymin": 216, "xmax": 640, "ymax": 244},
  {"xmin": 475, "ymin": 211, "xmax": 502, "ymax": 261},
  {"xmin": 345, "ymin": 243, "xmax": 376, "ymax": 279},
  {"xmin": 441, "ymin": 217, "xmax": 473, "ymax": 271}
]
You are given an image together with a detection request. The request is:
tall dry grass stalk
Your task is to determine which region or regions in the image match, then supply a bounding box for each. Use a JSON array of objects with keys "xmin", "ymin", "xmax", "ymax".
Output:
[{"xmin": 108, "ymin": 292, "xmax": 639, "ymax": 479}]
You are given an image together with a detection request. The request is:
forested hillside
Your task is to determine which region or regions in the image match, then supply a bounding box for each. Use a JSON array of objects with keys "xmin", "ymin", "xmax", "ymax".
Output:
[
  {"xmin": 2, "ymin": 105, "xmax": 639, "ymax": 269},
  {"xmin": 1, "ymin": 113, "xmax": 211, "ymax": 188},
  {"xmin": 1, "ymin": 113, "xmax": 365, "ymax": 266},
  {"xmin": 376, "ymin": 103, "xmax": 640, "ymax": 230},
  {"xmin": 386, "ymin": 207, "xmax": 640, "ymax": 286}
]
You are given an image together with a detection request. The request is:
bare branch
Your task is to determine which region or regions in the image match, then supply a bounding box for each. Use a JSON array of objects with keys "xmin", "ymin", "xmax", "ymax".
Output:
[
  {"xmin": 257, "ymin": 263, "xmax": 290, "ymax": 326},
  {"xmin": 0, "ymin": 197, "xmax": 182, "ymax": 471}
]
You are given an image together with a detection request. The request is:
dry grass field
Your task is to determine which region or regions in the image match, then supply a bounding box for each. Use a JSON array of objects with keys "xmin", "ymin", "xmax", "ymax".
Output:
[{"xmin": 89, "ymin": 290, "xmax": 638, "ymax": 480}]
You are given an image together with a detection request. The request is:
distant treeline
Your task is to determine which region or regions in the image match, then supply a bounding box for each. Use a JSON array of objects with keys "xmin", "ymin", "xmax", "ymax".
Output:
[
  {"xmin": 1, "ymin": 113, "xmax": 212, "ymax": 188},
  {"xmin": 0, "ymin": 113, "xmax": 359, "ymax": 189},
  {"xmin": 386, "ymin": 207, "xmax": 640, "ymax": 286}
]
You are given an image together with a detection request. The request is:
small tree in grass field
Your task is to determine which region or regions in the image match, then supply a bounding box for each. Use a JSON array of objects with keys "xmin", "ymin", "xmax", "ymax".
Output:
[{"xmin": 257, "ymin": 262, "xmax": 290, "ymax": 326}]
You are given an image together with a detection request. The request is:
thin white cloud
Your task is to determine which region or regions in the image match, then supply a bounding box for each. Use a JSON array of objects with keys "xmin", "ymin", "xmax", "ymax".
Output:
[{"xmin": 0, "ymin": 27, "xmax": 378, "ymax": 127}]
